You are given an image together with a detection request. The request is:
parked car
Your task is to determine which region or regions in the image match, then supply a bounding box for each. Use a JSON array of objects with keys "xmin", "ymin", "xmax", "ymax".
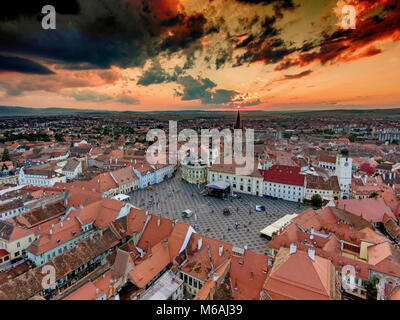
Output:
[
  {"xmin": 231, "ymin": 193, "xmax": 241, "ymax": 199},
  {"xmin": 256, "ymin": 205, "xmax": 266, "ymax": 212},
  {"xmin": 182, "ymin": 209, "xmax": 193, "ymax": 218}
]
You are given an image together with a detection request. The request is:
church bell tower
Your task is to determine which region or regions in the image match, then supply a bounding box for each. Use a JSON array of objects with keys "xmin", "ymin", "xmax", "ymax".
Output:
[{"xmin": 335, "ymin": 149, "xmax": 352, "ymax": 199}]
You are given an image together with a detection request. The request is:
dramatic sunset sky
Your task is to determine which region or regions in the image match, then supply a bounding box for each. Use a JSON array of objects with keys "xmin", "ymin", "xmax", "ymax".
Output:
[{"xmin": 0, "ymin": 0, "xmax": 399, "ymax": 111}]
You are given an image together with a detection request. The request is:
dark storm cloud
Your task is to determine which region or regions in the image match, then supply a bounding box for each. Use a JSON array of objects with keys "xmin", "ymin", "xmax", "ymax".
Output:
[
  {"xmin": 0, "ymin": 0, "xmax": 80, "ymax": 20},
  {"xmin": 176, "ymin": 75, "xmax": 216, "ymax": 101},
  {"xmin": 241, "ymin": 99, "xmax": 261, "ymax": 106},
  {"xmin": 0, "ymin": 0, "xmax": 301, "ymax": 78},
  {"xmin": 174, "ymin": 75, "xmax": 238, "ymax": 105},
  {"xmin": 284, "ymin": 70, "xmax": 313, "ymax": 79},
  {"xmin": 137, "ymin": 60, "xmax": 183, "ymax": 86},
  {"xmin": 69, "ymin": 90, "xmax": 139, "ymax": 105},
  {"xmin": 274, "ymin": 0, "xmax": 400, "ymax": 71},
  {"xmin": 136, "ymin": 59, "xmax": 240, "ymax": 105},
  {"xmin": 116, "ymin": 94, "xmax": 140, "ymax": 105},
  {"xmin": 235, "ymin": 0, "xmax": 297, "ymax": 18},
  {"xmin": 0, "ymin": 0, "xmax": 209, "ymax": 71},
  {"xmin": 137, "ymin": 60, "xmax": 172, "ymax": 86},
  {"xmin": 231, "ymin": 15, "xmax": 296, "ymax": 67},
  {"xmin": 203, "ymin": 89, "xmax": 237, "ymax": 105},
  {"xmin": 215, "ymin": 49, "xmax": 231, "ymax": 70},
  {"xmin": 70, "ymin": 90, "xmax": 114, "ymax": 102},
  {"xmin": 158, "ymin": 13, "xmax": 208, "ymax": 52},
  {"xmin": 0, "ymin": 54, "xmax": 54, "ymax": 74}
]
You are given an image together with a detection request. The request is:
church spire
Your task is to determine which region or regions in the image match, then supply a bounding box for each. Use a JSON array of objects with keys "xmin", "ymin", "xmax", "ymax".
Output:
[{"xmin": 234, "ymin": 109, "xmax": 242, "ymax": 129}]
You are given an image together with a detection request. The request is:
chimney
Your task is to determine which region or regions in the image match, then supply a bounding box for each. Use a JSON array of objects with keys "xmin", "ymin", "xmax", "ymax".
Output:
[
  {"xmin": 49, "ymin": 228, "xmax": 53, "ymax": 235},
  {"xmin": 198, "ymin": 237, "xmax": 203, "ymax": 250},
  {"xmin": 60, "ymin": 221, "xmax": 63, "ymax": 228},
  {"xmin": 219, "ymin": 245, "xmax": 223, "ymax": 257},
  {"xmin": 289, "ymin": 243, "xmax": 297, "ymax": 254},
  {"xmin": 157, "ymin": 217, "xmax": 160, "ymax": 227},
  {"xmin": 250, "ymin": 271, "xmax": 254, "ymax": 280},
  {"xmin": 308, "ymin": 248, "xmax": 315, "ymax": 261}
]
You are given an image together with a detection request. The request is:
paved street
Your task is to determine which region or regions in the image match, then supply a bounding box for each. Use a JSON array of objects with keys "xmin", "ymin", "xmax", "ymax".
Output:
[{"xmin": 128, "ymin": 170, "xmax": 310, "ymax": 254}]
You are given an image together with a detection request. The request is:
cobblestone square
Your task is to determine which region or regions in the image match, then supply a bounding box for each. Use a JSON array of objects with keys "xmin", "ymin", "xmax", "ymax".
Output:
[{"xmin": 129, "ymin": 170, "xmax": 310, "ymax": 254}]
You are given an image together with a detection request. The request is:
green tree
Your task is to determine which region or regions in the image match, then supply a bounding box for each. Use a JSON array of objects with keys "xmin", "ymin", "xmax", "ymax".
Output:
[
  {"xmin": 365, "ymin": 277, "xmax": 379, "ymax": 300},
  {"xmin": 1, "ymin": 149, "xmax": 10, "ymax": 161},
  {"xmin": 55, "ymin": 133, "xmax": 65, "ymax": 142},
  {"xmin": 311, "ymin": 194, "xmax": 323, "ymax": 207},
  {"xmin": 376, "ymin": 158, "xmax": 384, "ymax": 164},
  {"xmin": 369, "ymin": 192, "xmax": 379, "ymax": 198},
  {"xmin": 349, "ymin": 134, "xmax": 357, "ymax": 142}
]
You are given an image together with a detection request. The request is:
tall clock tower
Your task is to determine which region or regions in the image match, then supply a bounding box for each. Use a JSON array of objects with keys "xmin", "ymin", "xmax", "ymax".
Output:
[{"xmin": 335, "ymin": 149, "xmax": 352, "ymax": 199}]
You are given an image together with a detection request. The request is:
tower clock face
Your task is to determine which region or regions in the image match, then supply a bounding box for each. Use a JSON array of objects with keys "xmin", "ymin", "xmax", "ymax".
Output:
[{"xmin": 344, "ymin": 162, "xmax": 349, "ymax": 167}]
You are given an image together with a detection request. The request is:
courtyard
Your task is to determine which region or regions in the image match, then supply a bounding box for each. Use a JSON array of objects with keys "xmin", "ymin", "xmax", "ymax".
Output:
[{"xmin": 128, "ymin": 170, "xmax": 310, "ymax": 254}]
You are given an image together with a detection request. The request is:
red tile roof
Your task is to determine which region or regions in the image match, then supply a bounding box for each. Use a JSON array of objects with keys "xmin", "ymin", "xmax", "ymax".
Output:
[
  {"xmin": 335, "ymin": 198, "xmax": 398, "ymax": 223},
  {"xmin": 262, "ymin": 165, "xmax": 305, "ymax": 186},
  {"xmin": 263, "ymin": 248, "xmax": 339, "ymax": 300}
]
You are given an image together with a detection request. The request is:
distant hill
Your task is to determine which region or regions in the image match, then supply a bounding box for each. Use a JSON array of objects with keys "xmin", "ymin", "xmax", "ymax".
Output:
[
  {"xmin": 1, "ymin": 105, "xmax": 400, "ymax": 120},
  {"xmin": 0, "ymin": 106, "xmax": 110, "ymax": 117}
]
